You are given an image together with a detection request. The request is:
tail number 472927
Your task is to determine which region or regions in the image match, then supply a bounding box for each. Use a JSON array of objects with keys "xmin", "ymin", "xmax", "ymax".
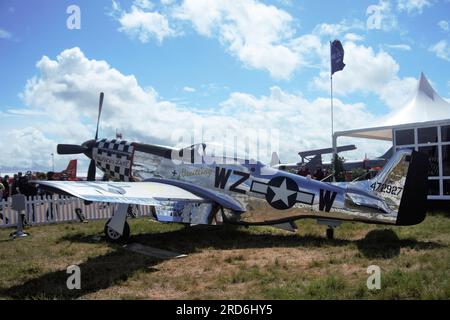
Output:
[{"xmin": 370, "ymin": 182, "xmax": 403, "ymax": 196}]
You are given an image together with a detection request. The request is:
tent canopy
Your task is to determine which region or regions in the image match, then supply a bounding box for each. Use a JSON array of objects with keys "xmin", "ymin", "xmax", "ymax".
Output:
[{"xmin": 335, "ymin": 73, "xmax": 450, "ymax": 142}]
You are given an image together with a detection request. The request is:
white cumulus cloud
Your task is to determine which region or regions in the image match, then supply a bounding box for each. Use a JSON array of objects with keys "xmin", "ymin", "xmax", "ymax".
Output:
[
  {"xmin": 113, "ymin": 2, "xmax": 174, "ymax": 43},
  {"xmin": 313, "ymin": 41, "xmax": 417, "ymax": 110},
  {"xmin": 15, "ymin": 47, "xmax": 386, "ymax": 171},
  {"xmin": 173, "ymin": 0, "xmax": 300, "ymax": 79}
]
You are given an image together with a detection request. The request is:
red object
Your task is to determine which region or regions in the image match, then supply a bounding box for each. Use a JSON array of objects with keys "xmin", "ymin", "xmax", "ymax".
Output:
[{"xmin": 52, "ymin": 160, "xmax": 79, "ymax": 180}]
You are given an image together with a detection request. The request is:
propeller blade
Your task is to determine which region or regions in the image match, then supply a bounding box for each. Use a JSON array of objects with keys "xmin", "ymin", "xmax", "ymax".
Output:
[
  {"xmin": 57, "ymin": 144, "xmax": 87, "ymax": 155},
  {"xmin": 95, "ymin": 92, "xmax": 104, "ymax": 140},
  {"xmin": 87, "ymin": 159, "xmax": 96, "ymax": 181}
]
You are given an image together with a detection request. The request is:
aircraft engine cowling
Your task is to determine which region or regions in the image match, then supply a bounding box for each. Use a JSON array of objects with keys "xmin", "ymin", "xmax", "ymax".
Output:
[{"xmin": 92, "ymin": 139, "xmax": 135, "ymax": 181}]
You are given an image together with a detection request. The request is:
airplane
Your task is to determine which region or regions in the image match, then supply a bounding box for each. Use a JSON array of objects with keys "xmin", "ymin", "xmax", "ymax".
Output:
[
  {"xmin": 51, "ymin": 159, "xmax": 79, "ymax": 181},
  {"xmin": 274, "ymin": 146, "xmax": 394, "ymax": 176},
  {"xmin": 33, "ymin": 93, "xmax": 429, "ymax": 243},
  {"xmin": 272, "ymin": 145, "xmax": 356, "ymax": 173}
]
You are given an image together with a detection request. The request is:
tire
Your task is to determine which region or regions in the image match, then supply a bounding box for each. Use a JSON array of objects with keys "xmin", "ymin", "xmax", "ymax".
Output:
[{"xmin": 104, "ymin": 218, "xmax": 130, "ymax": 243}]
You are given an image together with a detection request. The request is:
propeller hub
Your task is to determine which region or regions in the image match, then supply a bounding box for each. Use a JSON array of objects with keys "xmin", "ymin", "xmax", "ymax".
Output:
[{"xmin": 82, "ymin": 139, "xmax": 97, "ymax": 149}]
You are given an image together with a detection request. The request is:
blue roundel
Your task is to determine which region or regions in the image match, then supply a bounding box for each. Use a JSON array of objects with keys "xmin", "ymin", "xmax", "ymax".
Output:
[{"xmin": 265, "ymin": 176, "xmax": 299, "ymax": 210}]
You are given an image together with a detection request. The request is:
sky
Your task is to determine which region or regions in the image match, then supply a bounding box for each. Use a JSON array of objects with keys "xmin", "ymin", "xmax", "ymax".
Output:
[{"xmin": 0, "ymin": 0, "xmax": 449, "ymax": 173}]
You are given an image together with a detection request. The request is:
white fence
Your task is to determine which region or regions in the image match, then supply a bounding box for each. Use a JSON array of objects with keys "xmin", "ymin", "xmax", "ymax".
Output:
[{"xmin": 0, "ymin": 195, "xmax": 154, "ymax": 228}]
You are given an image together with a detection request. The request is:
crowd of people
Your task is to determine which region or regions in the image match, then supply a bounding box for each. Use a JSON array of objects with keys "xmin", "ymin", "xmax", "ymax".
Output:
[
  {"xmin": 0, "ymin": 171, "xmax": 63, "ymax": 201},
  {"xmin": 296, "ymin": 165, "xmax": 329, "ymax": 181},
  {"xmin": 0, "ymin": 171, "xmax": 88, "ymax": 225}
]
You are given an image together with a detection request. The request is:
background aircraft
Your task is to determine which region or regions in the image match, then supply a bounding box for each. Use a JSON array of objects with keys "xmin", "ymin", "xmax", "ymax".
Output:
[
  {"xmin": 273, "ymin": 146, "xmax": 393, "ymax": 175},
  {"xmin": 51, "ymin": 159, "xmax": 78, "ymax": 180}
]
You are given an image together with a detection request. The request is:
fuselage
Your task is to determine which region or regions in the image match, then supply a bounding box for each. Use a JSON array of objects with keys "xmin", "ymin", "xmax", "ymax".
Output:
[{"xmin": 88, "ymin": 139, "xmax": 397, "ymax": 225}]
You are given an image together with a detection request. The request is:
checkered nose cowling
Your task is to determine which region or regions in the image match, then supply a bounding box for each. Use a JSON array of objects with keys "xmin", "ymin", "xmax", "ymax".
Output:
[{"xmin": 92, "ymin": 139, "xmax": 135, "ymax": 181}]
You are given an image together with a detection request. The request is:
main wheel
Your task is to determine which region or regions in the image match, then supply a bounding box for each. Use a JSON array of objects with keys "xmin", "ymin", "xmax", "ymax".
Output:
[{"xmin": 104, "ymin": 219, "xmax": 130, "ymax": 243}]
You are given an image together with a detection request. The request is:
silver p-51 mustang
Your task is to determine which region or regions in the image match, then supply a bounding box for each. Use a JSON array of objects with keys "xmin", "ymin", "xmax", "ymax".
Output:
[{"xmin": 35, "ymin": 93, "xmax": 429, "ymax": 242}]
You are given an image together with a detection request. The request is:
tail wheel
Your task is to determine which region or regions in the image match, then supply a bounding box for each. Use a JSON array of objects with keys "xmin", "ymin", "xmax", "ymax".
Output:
[
  {"xmin": 326, "ymin": 227, "xmax": 334, "ymax": 240},
  {"xmin": 104, "ymin": 218, "xmax": 130, "ymax": 243}
]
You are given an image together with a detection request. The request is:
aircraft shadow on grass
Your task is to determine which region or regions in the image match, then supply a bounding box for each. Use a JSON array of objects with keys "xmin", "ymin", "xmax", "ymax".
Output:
[{"xmin": 1, "ymin": 227, "xmax": 445, "ymax": 299}]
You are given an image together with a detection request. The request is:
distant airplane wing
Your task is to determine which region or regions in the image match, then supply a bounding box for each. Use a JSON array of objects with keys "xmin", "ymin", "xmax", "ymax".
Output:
[{"xmin": 32, "ymin": 180, "xmax": 205, "ymax": 206}]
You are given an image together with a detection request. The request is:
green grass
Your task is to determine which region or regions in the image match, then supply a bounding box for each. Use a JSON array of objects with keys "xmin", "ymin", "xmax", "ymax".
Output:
[{"xmin": 0, "ymin": 212, "xmax": 449, "ymax": 299}]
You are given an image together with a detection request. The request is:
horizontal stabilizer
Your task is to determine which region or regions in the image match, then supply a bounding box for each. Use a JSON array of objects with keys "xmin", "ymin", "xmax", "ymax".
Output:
[{"xmin": 272, "ymin": 221, "xmax": 297, "ymax": 232}]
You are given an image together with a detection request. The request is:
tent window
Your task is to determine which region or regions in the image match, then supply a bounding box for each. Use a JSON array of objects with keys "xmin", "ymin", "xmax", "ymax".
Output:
[
  {"xmin": 428, "ymin": 180, "xmax": 440, "ymax": 195},
  {"xmin": 444, "ymin": 180, "xmax": 450, "ymax": 195},
  {"xmin": 395, "ymin": 129, "xmax": 414, "ymax": 145},
  {"xmin": 441, "ymin": 125, "xmax": 450, "ymax": 142},
  {"xmin": 418, "ymin": 127, "xmax": 438, "ymax": 144},
  {"xmin": 418, "ymin": 146, "xmax": 439, "ymax": 176},
  {"xmin": 443, "ymin": 145, "xmax": 450, "ymax": 176}
]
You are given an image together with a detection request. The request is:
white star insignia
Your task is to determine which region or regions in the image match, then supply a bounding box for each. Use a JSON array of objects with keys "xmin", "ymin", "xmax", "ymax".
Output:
[{"xmin": 269, "ymin": 178, "xmax": 297, "ymax": 206}]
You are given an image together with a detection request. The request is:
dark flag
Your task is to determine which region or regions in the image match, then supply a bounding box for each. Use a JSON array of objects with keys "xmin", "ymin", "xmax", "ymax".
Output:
[{"xmin": 330, "ymin": 40, "xmax": 345, "ymax": 75}]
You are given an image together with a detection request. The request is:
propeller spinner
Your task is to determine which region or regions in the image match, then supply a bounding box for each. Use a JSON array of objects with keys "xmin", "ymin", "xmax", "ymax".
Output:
[{"xmin": 56, "ymin": 92, "xmax": 104, "ymax": 181}]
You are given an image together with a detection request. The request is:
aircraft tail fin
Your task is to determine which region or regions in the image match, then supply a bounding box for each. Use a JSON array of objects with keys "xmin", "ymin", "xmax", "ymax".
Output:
[
  {"xmin": 65, "ymin": 160, "xmax": 77, "ymax": 179},
  {"xmin": 270, "ymin": 152, "xmax": 281, "ymax": 167},
  {"xmin": 364, "ymin": 149, "xmax": 428, "ymax": 225}
]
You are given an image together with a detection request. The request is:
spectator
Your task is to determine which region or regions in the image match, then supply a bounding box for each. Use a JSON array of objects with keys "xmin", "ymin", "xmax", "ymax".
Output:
[
  {"xmin": 313, "ymin": 166, "xmax": 325, "ymax": 181},
  {"xmin": 0, "ymin": 179, "xmax": 4, "ymax": 200},
  {"xmin": 11, "ymin": 174, "xmax": 19, "ymax": 195},
  {"xmin": 2, "ymin": 176, "xmax": 9, "ymax": 200},
  {"xmin": 21, "ymin": 174, "xmax": 38, "ymax": 223},
  {"xmin": 45, "ymin": 171, "xmax": 56, "ymax": 221},
  {"xmin": 297, "ymin": 165, "xmax": 310, "ymax": 177}
]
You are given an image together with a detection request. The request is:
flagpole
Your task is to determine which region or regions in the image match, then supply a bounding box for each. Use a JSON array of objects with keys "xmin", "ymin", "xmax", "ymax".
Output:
[
  {"xmin": 330, "ymin": 43, "xmax": 334, "ymax": 140},
  {"xmin": 330, "ymin": 41, "xmax": 335, "ymax": 181}
]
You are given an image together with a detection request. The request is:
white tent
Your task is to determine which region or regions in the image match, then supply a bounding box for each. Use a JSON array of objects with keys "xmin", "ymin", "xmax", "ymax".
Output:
[
  {"xmin": 334, "ymin": 73, "xmax": 450, "ymax": 141},
  {"xmin": 384, "ymin": 72, "xmax": 450, "ymax": 126}
]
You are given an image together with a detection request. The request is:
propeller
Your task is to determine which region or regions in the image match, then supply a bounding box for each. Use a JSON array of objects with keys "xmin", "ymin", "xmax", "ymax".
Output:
[
  {"xmin": 56, "ymin": 92, "xmax": 104, "ymax": 181},
  {"xmin": 57, "ymin": 144, "xmax": 87, "ymax": 155}
]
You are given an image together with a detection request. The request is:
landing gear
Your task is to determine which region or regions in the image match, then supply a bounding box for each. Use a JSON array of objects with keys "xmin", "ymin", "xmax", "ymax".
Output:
[
  {"xmin": 326, "ymin": 227, "xmax": 334, "ymax": 240},
  {"xmin": 317, "ymin": 219, "xmax": 341, "ymax": 240},
  {"xmin": 104, "ymin": 218, "xmax": 130, "ymax": 243}
]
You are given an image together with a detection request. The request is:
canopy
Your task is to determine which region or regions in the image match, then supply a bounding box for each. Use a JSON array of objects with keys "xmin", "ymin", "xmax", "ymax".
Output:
[
  {"xmin": 335, "ymin": 72, "xmax": 450, "ymax": 142},
  {"xmin": 385, "ymin": 72, "xmax": 450, "ymax": 126}
]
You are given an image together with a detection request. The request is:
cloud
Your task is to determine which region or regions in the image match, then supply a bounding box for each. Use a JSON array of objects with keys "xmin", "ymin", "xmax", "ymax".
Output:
[
  {"xmin": 173, "ymin": 0, "xmax": 300, "ymax": 79},
  {"xmin": 313, "ymin": 41, "xmax": 417, "ymax": 109},
  {"xmin": 183, "ymin": 86, "xmax": 196, "ymax": 92},
  {"xmin": 385, "ymin": 44, "xmax": 411, "ymax": 50},
  {"xmin": 133, "ymin": 0, "xmax": 154, "ymax": 10},
  {"xmin": 397, "ymin": 0, "xmax": 432, "ymax": 15},
  {"xmin": 6, "ymin": 109, "xmax": 46, "ymax": 116},
  {"xmin": 366, "ymin": 0, "xmax": 398, "ymax": 31},
  {"xmin": 113, "ymin": 1, "xmax": 174, "ymax": 43},
  {"xmin": 0, "ymin": 28, "xmax": 12, "ymax": 39},
  {"xmin": 313, "ymin": 20, "xmax": 365, "ymax": 38},
  {"xmin": 429, "ymin": 40, "xmax": 450, "ymax": 61},
  {"xmin": 344, "ymin": 33, "xmax": 365, "ymax": 42},
  {"xmin": 438, "ymin": 20, "xmax": 449, "ymax": 32},
  {"xmin": 0, "ymin": 127, "xmax": 55, "ymax": 169},
  {"xmin": 16, "ymin": 47, "xmax": 385, "ymax": 171}
]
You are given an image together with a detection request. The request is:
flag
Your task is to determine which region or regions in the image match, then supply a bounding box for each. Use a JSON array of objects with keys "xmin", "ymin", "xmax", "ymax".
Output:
[{"xmin": 331, "ymin": 40, "xmax": 345, "ymax": 75}]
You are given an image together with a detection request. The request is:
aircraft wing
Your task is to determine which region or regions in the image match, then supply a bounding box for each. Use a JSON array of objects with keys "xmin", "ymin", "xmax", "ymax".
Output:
[
  {"xmin": 32, "ymin": 179, "xmax": 245, "ymax": 213},
  {"xmin": 32, "ymin": 180, "xmax": 205, "ymax": 206}
]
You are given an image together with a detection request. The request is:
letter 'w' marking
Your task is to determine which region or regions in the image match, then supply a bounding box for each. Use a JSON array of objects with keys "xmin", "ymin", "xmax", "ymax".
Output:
[
  {"xmin": 319, "ymin": 189, "xmax": 337, "ymax": 212},
  {"xmin": 215, "ymin": 167, "xmax": 232, "ymax": 189}
]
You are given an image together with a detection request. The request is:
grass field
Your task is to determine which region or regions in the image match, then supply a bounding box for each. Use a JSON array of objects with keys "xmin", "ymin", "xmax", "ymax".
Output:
[{"xmin": 0, "ymin": 212, "xmax": 449, "ymax": 299}]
